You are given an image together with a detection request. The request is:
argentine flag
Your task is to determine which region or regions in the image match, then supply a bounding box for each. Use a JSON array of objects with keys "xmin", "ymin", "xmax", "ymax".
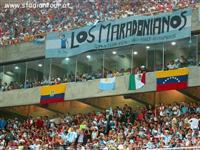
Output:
[{"xmin": 99, "ymin": 77, "xmax": 116, "ymax": 91}]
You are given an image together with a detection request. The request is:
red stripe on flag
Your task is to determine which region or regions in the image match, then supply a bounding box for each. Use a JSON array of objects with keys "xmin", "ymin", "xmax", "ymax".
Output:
[
  {"xmin": 141, "ymin": 73, "xmax": 146, "ymax": 84},
  {"xmin": 157, "ymin": 82, "xmax": 187, "ymax": 91},
  {"xmin": 40, "ymin": 98, "xmax": 64, "ymax": 104}
]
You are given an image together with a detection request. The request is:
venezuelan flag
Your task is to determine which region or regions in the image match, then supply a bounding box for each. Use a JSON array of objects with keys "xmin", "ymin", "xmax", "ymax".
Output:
[
  {"xmin": 156, "ymin": 68, "xmax": 189, "ymax": 91},
  {"xmin": 40, "ymin": 84, "xmax": 66, "ymax": 104}
]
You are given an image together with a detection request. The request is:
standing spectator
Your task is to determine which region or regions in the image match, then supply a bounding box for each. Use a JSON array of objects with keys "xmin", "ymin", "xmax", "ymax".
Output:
[{"xmin": 0, "ymin": 117, "xmax": 7, "ymax": 129}]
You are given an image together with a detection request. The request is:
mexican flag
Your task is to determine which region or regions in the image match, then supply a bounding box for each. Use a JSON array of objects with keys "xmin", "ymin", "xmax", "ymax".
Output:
[{"xmin": 129, "ymin": 73, "xmax": 146, "ymax": 90}]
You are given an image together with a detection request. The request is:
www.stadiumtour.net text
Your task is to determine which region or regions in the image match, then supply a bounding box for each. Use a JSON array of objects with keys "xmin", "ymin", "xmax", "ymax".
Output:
[{"xmin": 4, "ymin": 2, "xmax": 69, "ymax": 9}]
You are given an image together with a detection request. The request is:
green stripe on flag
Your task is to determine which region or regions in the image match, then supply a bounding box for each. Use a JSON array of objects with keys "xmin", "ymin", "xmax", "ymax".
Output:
[{"xmin": 129, "ymin": 74, "xmax": 136, "ymax": 90}]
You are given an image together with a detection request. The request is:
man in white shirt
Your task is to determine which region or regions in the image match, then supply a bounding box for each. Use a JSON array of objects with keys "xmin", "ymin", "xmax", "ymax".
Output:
[
  {"xmin": 167, "ymin": 60, "xmax": 178, "ymax": 70},
  {"xmin": 188, "ymin": 117, "xmax": 199, "ymax": 130}
]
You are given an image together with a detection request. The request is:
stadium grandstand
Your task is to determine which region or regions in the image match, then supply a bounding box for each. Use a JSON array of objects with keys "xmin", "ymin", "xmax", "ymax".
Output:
[{"xmin": 0, "ymin": 0, "xmax": 200, "ymax": 149}]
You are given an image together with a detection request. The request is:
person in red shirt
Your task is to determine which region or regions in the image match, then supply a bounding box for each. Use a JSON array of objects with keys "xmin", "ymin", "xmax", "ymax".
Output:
[
  {"xmin": 36, "ymin": 117, "xmax": 44, "ymax": 128},
  {"xmin": 0, "ymin": 27, "xmax": 2, "ymax": 38}
]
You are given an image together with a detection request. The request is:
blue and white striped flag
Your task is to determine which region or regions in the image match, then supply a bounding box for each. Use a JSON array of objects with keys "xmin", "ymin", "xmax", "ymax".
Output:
[{"xmin": 99, "ymin": 77, "xmax": 116, "ymax": 91}]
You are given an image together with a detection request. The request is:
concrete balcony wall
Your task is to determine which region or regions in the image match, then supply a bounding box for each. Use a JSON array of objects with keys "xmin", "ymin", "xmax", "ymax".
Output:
[
  {"xmin": 0, "ymin": 66, "xmax": 199, "ymax": 108},
  {"xmin": 0, "ymin": 42, "xmax": 45, "ymax": 64}
]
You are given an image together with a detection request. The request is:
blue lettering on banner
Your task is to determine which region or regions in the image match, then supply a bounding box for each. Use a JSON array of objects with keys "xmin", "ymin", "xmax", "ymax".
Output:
[{"xmin": 45, "ymin": 8, "xmax": 192, "ymax": 58}]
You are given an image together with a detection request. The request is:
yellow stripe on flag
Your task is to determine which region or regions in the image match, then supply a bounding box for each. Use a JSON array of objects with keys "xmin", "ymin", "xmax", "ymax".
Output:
[
  {"xmin": 156, "ymin": 68, "xmax": 189, "ymax": 78},
  {"xmin": 40, "ymin": 84, "xmax": 66, "ymax": 96}
]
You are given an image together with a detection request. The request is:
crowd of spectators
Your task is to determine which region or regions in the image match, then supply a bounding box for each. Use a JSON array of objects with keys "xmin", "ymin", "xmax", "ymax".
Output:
[
  {"xmin": 0, "ymin": 53, "xmax": 199, "ymax": 92},
  {"xmin": 0, "ymin": 102, "xmax": 199, "ymax": 149},
  {"xmin": 0, "ymin": 0, "xmax": 199, "ymax": 47},
  {"xmin": 1, "ymin": 55, "xmax": 199, "ymax": 92},
  {"xmin": 0, "ymin": 66, "xmax": 147, "ymax": 91},
  {"xmin": 166, "ymin": 55, "xmax": 197, "ymax": 70}
]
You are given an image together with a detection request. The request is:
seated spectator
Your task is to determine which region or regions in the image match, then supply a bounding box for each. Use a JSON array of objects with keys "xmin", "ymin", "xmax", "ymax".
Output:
[
  {"xmin": 179, "ymin": 55, "xmax": 189, "ymax": 67},
  {"xmin": 167, "ymin": 60, "xmax": 178, "ymax": 70}
]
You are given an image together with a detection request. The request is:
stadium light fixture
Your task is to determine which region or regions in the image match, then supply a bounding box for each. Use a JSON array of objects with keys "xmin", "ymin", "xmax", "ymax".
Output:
[
  {"xmin": 65, "ymin": 57, "xmax": 70, "ymax": 61},
  {"xmin": 146, "ymin": 46, "xmax": 150, "ymax": 49},
  {"xmin": 171, "ymin": 41, "xmax": 176, "ymax": 46},
  {"xmin": 133, "ymin": 51, "xmax": 138, "ymax": 55},
  {"xmin": 112, "ymin": 51, "xmax": 117, "ymax": 55},
  {"xmin": 14, "ymin": 66, "xmax": 19, "ymax": 70},
  {"xmin": 38, "ymin": 64, "xmax": 43, "ymax": 67},
  {"xmin": 86, "ymin": 55, "xmax": 91, "ymax": 59}
]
